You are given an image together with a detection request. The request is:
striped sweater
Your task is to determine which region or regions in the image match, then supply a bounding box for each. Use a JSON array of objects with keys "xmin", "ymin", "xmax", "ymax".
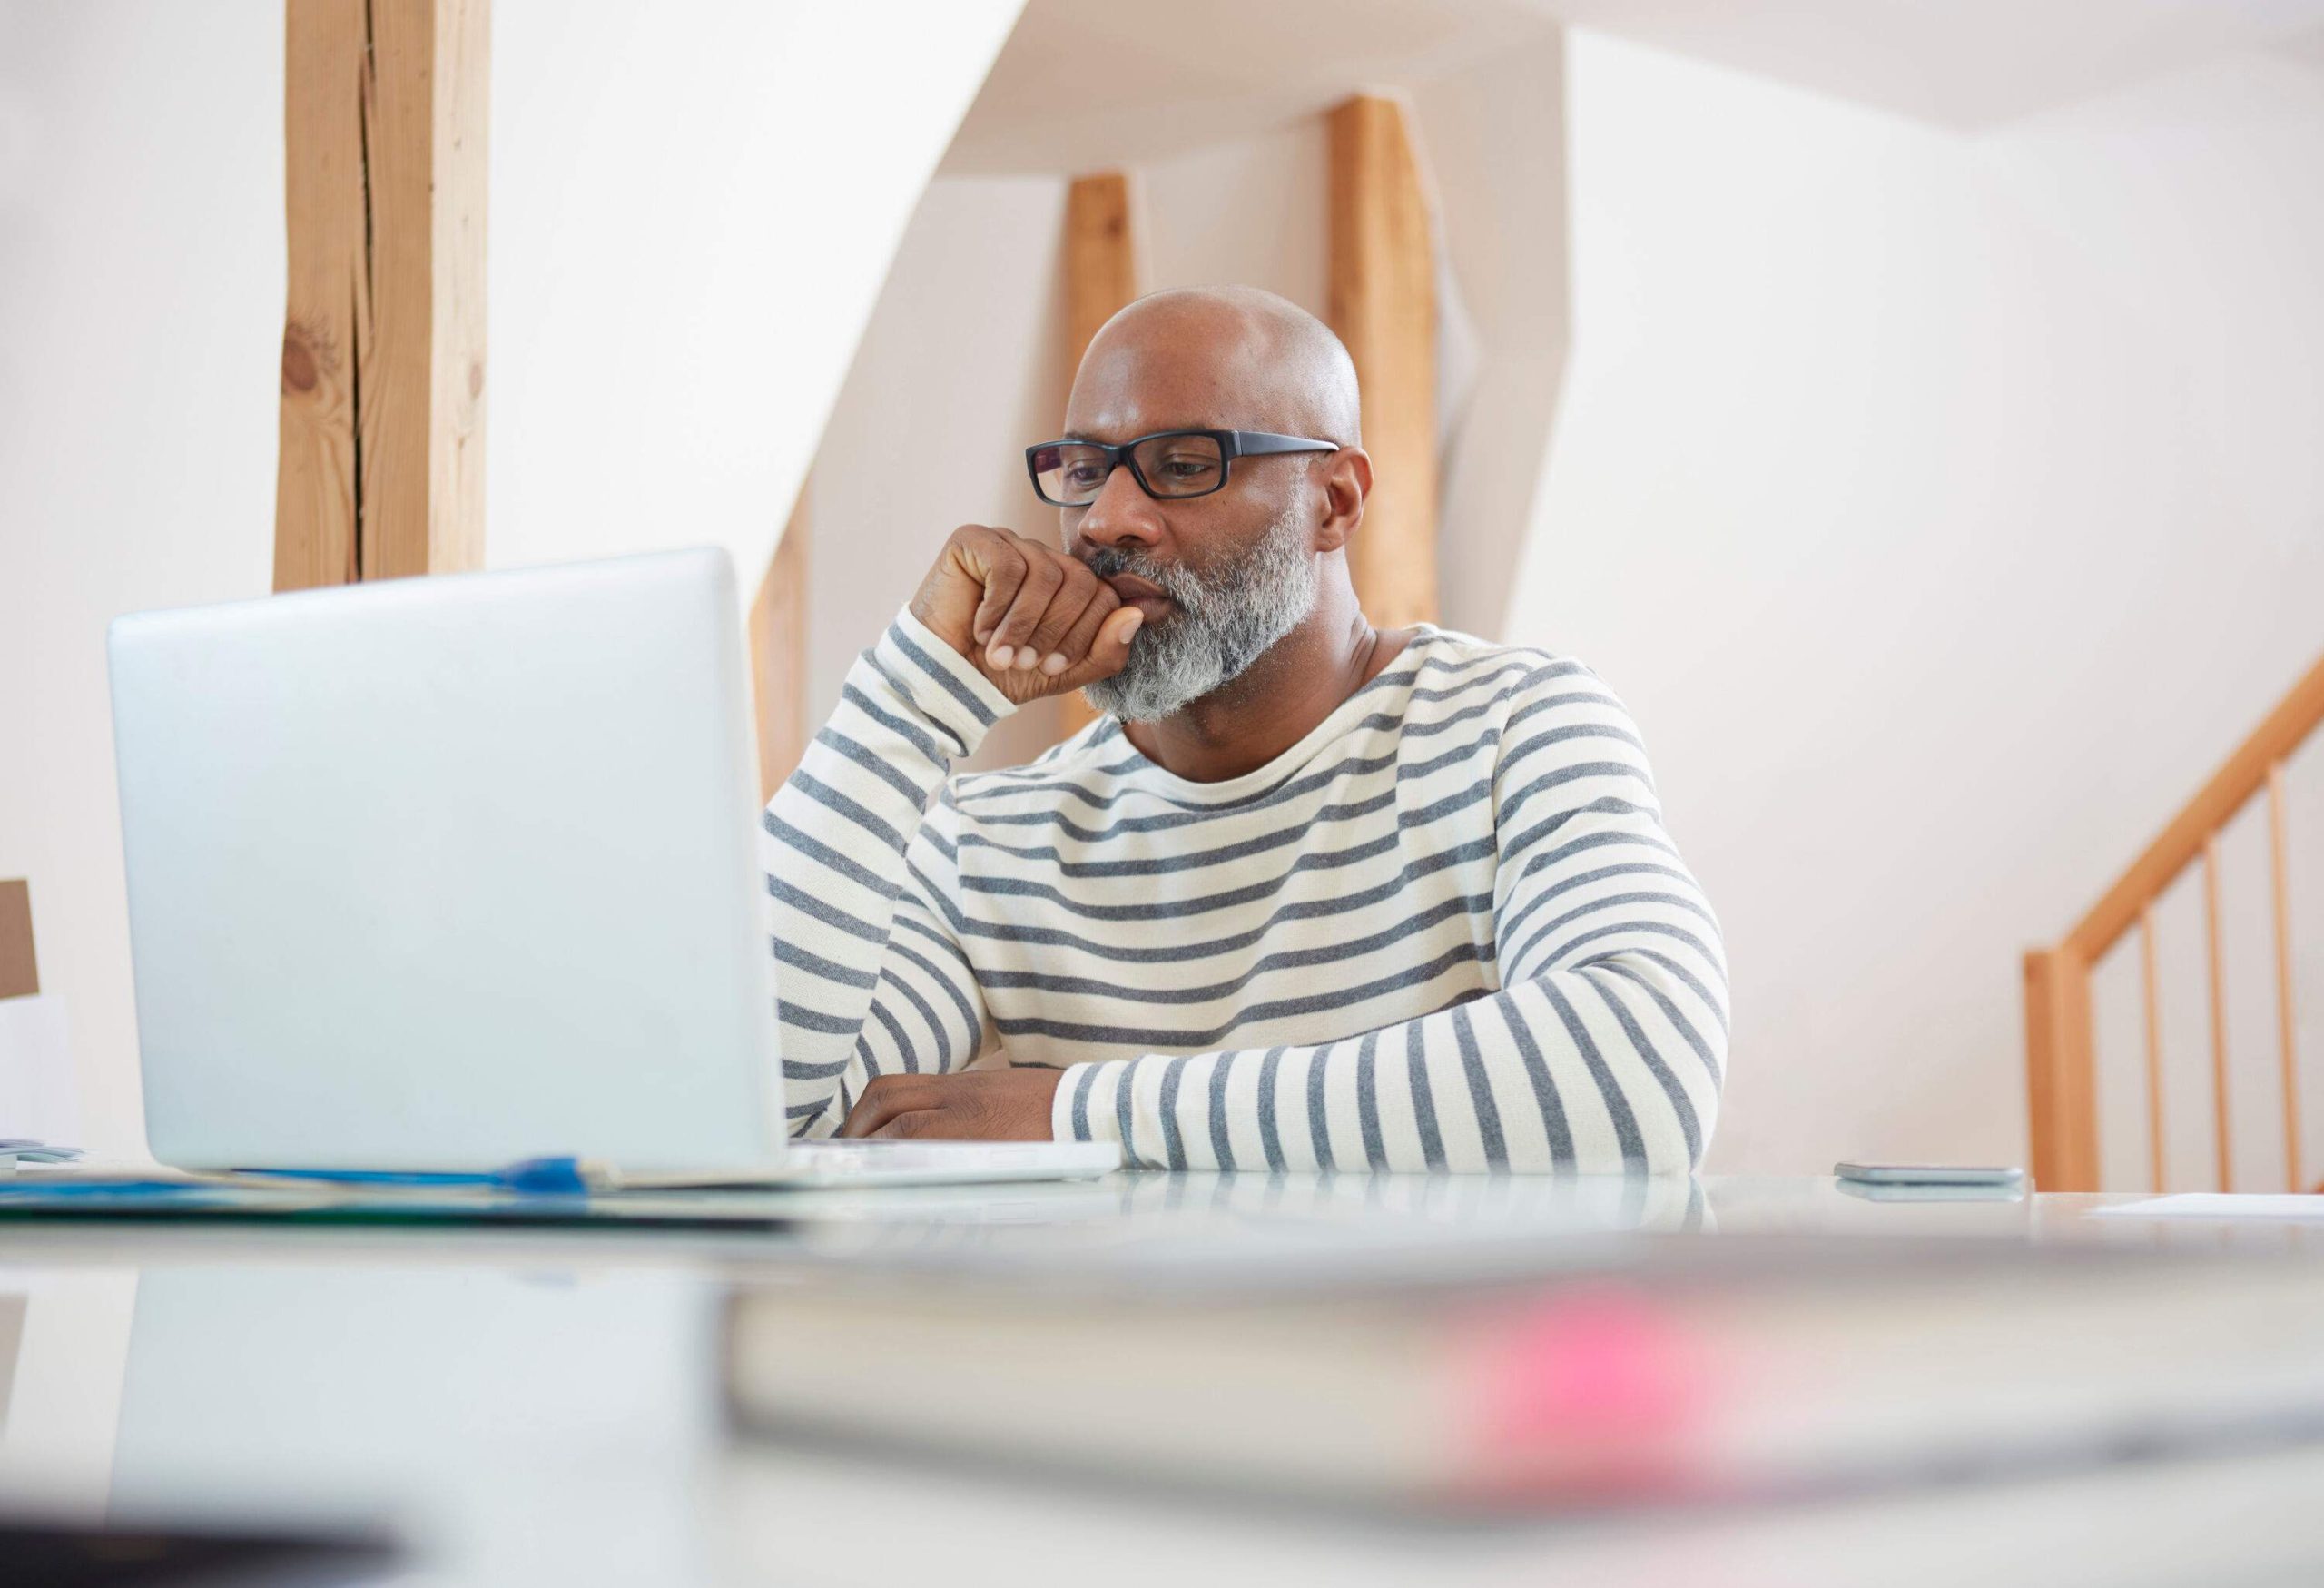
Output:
[{"xmin": 762, "ymin": 607, "xmax": 1726, "ymax": 1173}]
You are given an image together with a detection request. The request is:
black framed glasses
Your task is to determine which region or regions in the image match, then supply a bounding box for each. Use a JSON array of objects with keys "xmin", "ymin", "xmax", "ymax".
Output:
[{"xmin": 1025, "ymin": 429, "xmax": 1337, "ymax": 507}]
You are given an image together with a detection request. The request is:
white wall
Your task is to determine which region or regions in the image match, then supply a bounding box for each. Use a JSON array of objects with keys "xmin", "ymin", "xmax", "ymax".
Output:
[
  {"xmin": 489, "ymin": 1, "xmax": 1020, "ymax": 587},
  {"xmin": 1523, "ymin": 32, "xmax": 2324, "ymax": 1174},
  {"xmin": 0, "ymin": 1, "xmax": 283, "ymax": 1158},
  {"xmin": 0, "ymin": 0, "xmax": 1019, "ymax": 1158}
]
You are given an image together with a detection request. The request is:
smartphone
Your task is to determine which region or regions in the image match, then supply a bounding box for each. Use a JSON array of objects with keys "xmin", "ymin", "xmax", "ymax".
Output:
[{"xmin": 1834, "ymin": 1161, "xmax": 2025, "ymax": 1188}]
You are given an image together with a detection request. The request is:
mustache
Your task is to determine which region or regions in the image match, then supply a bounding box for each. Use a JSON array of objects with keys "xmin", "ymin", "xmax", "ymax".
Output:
[{"xmin": 1079, "ymin": 546, "xmax": 1207, "ymax": 609}]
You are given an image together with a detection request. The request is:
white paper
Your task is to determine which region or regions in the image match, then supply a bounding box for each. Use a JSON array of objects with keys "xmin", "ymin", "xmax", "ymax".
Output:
[
  {"xmin": 0, "ymin": 994, "xmax": 80, "ymax": 1149},
  {"xmin": 2089, "ymin": 1193, "xmax": 2324, "ymax": 1223}
]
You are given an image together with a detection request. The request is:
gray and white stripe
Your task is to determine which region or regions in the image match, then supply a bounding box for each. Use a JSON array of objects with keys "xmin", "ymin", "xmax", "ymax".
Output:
[{"xmin": 760, "ymin": 607, "xmax": 1725, "ymax": 1172}]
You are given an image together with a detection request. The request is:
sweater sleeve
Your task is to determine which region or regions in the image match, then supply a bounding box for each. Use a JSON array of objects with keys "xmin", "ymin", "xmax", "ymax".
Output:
[
  {"xmin": 1046, "ymin": 666, "xmax": 1727, "ymax": 1173},
  {"xmin": 761, "ymin": 608, "xmax": 1012, "ymax": 1137}
]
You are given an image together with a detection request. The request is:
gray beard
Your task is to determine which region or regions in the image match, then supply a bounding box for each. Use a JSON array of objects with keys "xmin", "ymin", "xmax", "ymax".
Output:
[{"xmin": 1079, "ymin": 501, "xmax": 1320, "ymax": 724}]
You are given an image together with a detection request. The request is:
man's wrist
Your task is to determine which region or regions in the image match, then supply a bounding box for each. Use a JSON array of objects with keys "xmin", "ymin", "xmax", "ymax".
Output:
[{"xmin": 865, "ymin": 607, "xmax": 1019, "ymax": 759}]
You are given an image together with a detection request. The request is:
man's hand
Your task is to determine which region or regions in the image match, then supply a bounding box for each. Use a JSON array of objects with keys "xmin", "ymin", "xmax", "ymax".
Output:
[
  {"xmin": 836, "ymin": 1068, "xmax": 1065, "ymax": 1141},
  {"xmin": 908, "ymin": 525, "xmax": 1144, "ymax": 708}
]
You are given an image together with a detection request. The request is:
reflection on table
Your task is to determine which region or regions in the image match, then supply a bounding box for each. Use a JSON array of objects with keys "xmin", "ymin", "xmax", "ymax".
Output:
[{"xmin": 2, "ymin": 1174, "xmax": 2323, "ymax": 1586}]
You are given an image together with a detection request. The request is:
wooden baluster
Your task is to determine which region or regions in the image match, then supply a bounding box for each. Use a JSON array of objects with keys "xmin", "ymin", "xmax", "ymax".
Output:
[
  {"xmin": 2141, "ymin": 904, "xmax": 2165, "ymax": 1191},
  {"xmin": 2023, "ymin": 947, "xmax": 2098, "ymax": 1190},
  {"xmin": 2269, "ymin": 761, "xmax": 2304, "ymax": 1192},
  {"xmin": 2203, "ymin": 835, "xmax": 2233, "ymax": 1191}
]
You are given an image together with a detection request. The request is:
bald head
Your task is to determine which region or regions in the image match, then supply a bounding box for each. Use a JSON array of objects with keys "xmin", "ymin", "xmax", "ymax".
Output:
[{"xmin": 1072, "ymin": 285, "xmax": 1362, "ymax": 448}]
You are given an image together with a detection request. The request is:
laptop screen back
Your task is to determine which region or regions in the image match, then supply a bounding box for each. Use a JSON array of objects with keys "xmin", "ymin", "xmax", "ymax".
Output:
[{"xmin": 107, "ymin": 548, "xmax": 777, "ymax": 1172}]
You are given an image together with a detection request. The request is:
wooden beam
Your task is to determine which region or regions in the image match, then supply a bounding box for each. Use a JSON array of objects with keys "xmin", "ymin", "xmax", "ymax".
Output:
[
  {"xmin": 275, "ymin": 1, "xmax": 366, "ymax": 589},
  {"xmin": 1327, "ymin": 94, "xmax": 1438, "ymax": 630},
  {"xmin": 1066, "ymin": 172, "xmax": 1141, "ymax": 373},
  {"xmin": 276, "ymin": 0, "xmax": 488, "ymax": 592},
  {"xmin": 750, "ymin": 488, "xmax": 812, "ymax": 802},
  {"xmin": 2024, "ymin": 946, "xmax": 2099, "ymax": 1191},
  {"xmin": 1056, "ymin": 171, "xmax": 1143, "ymax": 739},
  {"xmin": 0, "ymin": 880, "xmax": 36, "ymax": 1001}
]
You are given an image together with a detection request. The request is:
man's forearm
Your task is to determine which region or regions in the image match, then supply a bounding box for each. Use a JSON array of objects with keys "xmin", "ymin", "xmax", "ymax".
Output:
[
  {"xmin": 761, "ymin": 610, "xmax": 1012, "ymax": 1131},
  {"xmin": 1047, "ymin": 953, "xmax": 1725, "ymax": 1174}
]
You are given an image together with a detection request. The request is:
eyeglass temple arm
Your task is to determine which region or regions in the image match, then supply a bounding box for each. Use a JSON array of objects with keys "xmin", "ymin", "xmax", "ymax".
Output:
[{"xmin": 1228, "ymin": 431, "xmax": 1340, "ymax": 457}]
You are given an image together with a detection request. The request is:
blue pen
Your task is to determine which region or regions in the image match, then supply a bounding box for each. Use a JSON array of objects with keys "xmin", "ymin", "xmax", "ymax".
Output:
[{"xmin": 230, "ymin": 1156, "xmax": 597, "ymax": 1196}]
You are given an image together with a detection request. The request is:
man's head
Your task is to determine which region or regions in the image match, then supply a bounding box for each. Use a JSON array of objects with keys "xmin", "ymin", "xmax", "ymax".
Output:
[{"xmin": 1054, "ymin": 286, "xmax": 1370, "ymax": 722}]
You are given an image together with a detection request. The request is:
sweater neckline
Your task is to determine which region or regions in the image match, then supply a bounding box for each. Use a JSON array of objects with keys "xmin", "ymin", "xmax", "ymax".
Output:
[{"xmin": 1100, "ymin": 626, "xmax": 1450, "ymax": 804}]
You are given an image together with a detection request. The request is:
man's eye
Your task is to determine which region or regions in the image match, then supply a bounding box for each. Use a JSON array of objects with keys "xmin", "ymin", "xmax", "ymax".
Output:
[
  {"xmin": 1065, "ymin": 465, "xmax": 1108, "ymax": 486},
  {"xmin": 1161, "ymin": 458, "xmax": 1217, "ymax": 478}
]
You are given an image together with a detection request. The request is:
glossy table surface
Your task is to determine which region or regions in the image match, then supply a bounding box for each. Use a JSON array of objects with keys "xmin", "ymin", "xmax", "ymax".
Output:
[{"xmin": 5, "ymin": 1173, "xmax": 2323, "ymax": 1587}]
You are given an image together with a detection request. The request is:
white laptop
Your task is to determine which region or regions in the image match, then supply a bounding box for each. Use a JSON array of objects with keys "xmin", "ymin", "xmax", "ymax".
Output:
[{"xmin": 105, "ymin": 548, "xmax": 1118, "ymax": 1189}]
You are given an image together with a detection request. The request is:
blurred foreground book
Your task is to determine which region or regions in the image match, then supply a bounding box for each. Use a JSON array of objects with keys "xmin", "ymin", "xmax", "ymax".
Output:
[{"xmin": 724, "ymin": 1236, "xmax": 2324, "ymax": 1514}]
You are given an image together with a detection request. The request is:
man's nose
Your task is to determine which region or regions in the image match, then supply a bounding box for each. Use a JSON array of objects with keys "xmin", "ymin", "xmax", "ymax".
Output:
[{"xmin": 1072, "ymin": 462, "xmax": 1164, "ymax": 555}]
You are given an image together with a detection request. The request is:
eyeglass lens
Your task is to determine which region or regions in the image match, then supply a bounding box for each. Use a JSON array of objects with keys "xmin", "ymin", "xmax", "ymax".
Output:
[{"xmin": 1032, "ymin": 433, "xmax": 1226, "ymax": 504}]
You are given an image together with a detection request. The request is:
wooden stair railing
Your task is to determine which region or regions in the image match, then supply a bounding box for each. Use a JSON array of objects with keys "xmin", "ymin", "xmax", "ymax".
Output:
[{"xmin": 2024, "ymin": 649, "xmax": 2324, "ymax": 1192}]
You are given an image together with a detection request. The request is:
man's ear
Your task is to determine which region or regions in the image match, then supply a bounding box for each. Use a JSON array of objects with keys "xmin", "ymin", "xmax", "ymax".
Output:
[{"xmin": 1313, "ymin": 448, "xmax": 1372, "ymax": 554}]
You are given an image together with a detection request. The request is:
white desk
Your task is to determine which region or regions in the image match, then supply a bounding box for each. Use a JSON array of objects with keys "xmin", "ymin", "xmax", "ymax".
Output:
[{"xmin": 4, "ymin": 1175, "xmax": 2323, "ymax": 1587}]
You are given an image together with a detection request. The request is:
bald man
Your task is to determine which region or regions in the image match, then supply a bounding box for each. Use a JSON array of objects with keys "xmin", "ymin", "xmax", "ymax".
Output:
[{"xmin": 760, "ymin": 286, "xmax": 1725, "ymax": 1172}]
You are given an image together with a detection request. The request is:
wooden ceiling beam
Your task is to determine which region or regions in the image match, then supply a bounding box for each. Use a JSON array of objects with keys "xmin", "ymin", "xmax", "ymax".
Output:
[
  {"xmin": 1055, "ymin": 170, "xmax": 1145, "ymax": 740},
  {"xmin": 1328, "ymin": 94, "xmax": 1438, "ymax": 630},
  {"xmin": 750, "ymin": 487, "xmax": 813, "ymax": 802},
  {"xmin": 275, "ymin": 0, "xmax": 488, "ymax": 591}
]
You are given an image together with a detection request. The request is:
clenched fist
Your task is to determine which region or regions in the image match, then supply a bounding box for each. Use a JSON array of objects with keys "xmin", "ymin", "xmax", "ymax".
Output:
[{"xmin": 907, "ymin": 525, "xmax": 1145, "ymax": 708}]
